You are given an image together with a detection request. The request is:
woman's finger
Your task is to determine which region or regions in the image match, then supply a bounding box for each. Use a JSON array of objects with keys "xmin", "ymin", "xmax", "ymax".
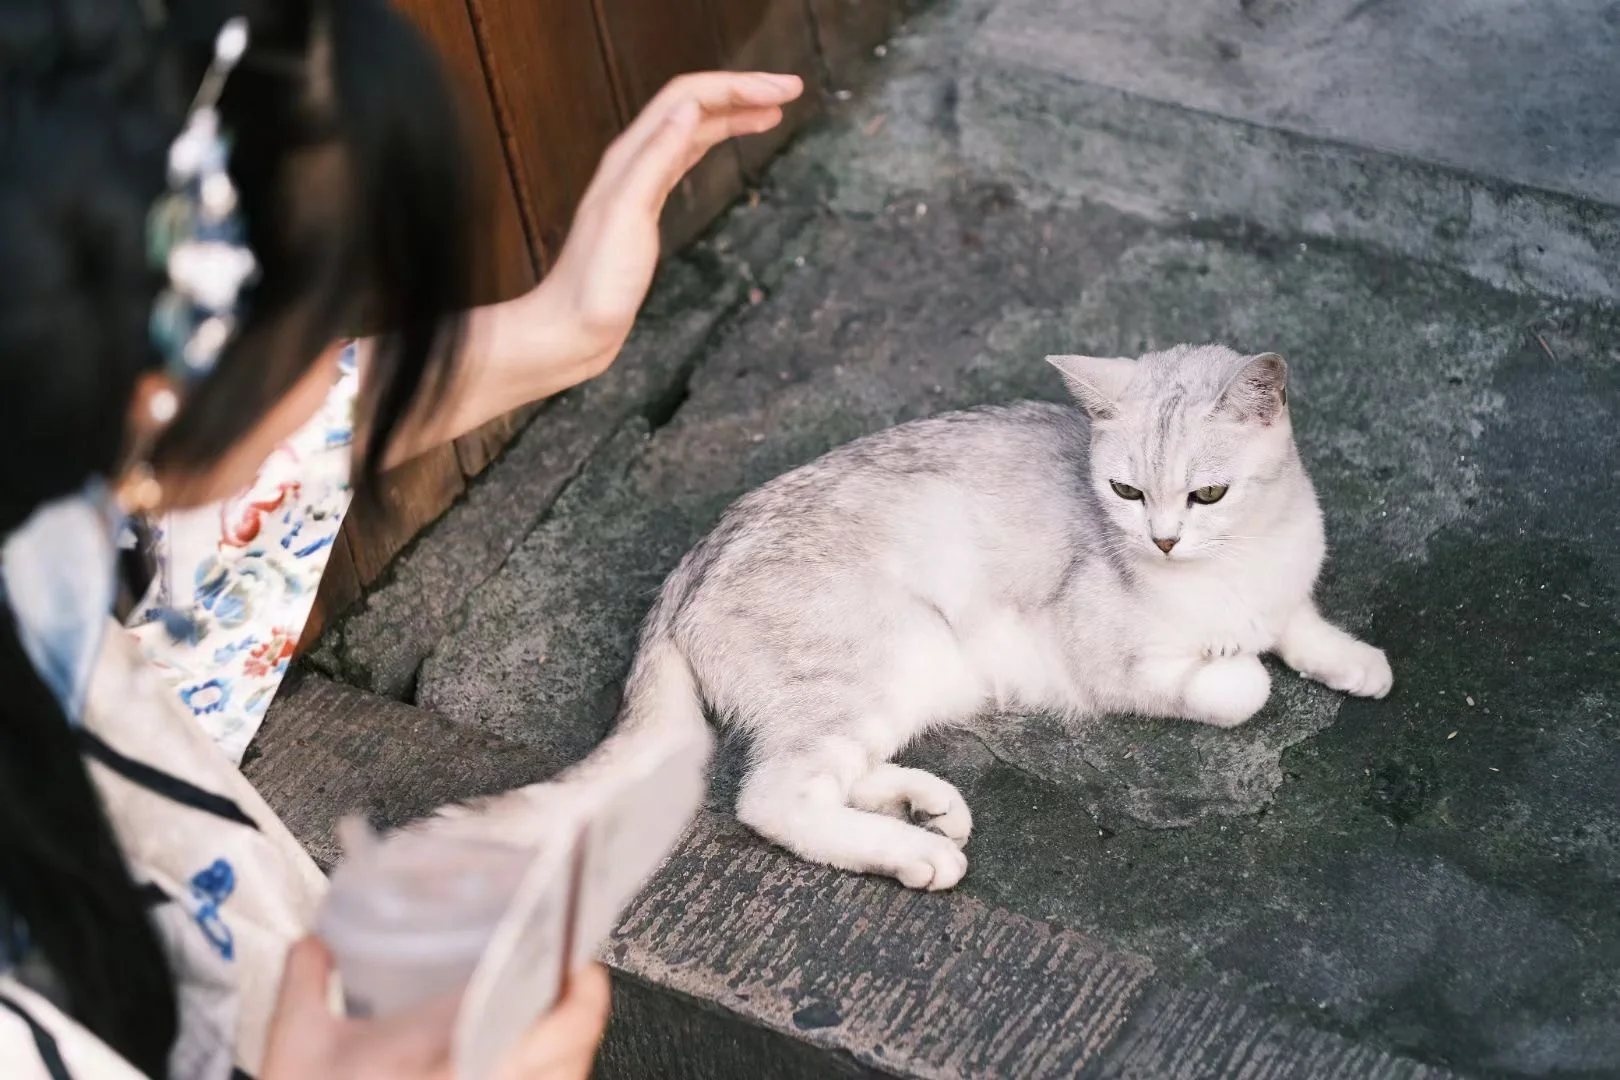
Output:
[
  {"xmin": 555, "ymin": 964, "xmax": 612, "ymax": 1030},
  {"xmin": 269, "ymin": 937, "xmax": 339, "ymax": 1030},
  {"xmin": 606, "ymin": 72, "xmax": 801, "ymax": 171},
  {"xmin": 643, "ymin": 71, "xmax": 802, "ymax": 128},
  {"xmin": 618, "ymin": 98, "xmax": 705, "ymax": 211},
  {"xmin": 495, "ymin": 966, "xmax": 613, "ymax": 1079},
  {"xmin": 259, "ymin": 938, "xmax": 342, "ymax": 1078}
]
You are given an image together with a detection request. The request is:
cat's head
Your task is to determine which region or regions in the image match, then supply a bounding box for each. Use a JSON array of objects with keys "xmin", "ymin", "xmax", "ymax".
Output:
[{"xmin": 1048, "ymin": 344, "xmax": 1298, "ymax": 564}]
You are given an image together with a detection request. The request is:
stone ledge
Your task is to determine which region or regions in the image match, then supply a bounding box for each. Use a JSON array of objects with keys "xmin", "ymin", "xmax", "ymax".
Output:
[
  {"xmin": 247, "ymin": 675, "xmax": 1455, "ymax": 1078},
  {"xmin": 961, "ymin": 27, "xmax": 1620, "ymax": 304}
]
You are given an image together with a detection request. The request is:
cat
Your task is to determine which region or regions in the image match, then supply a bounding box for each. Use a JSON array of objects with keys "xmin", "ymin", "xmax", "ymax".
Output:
[{"xmin": 581, "ymin": 344, "xmax": 1392, "ymax": 891}]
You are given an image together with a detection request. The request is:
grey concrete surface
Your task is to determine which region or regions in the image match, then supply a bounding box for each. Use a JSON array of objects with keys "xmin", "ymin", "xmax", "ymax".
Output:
[
  {"xmin": 964, "ymin": 1, "xmax": 1620, "ymax": 303},
  {"xmin": 253, "ymin": 676, "xmax": 1453, "ymax": 1080},
  {"xmin": 297, "ymin": 1, "xmax": 1619, "ymax": 1076},
  {"xmin": 976, "ymin": 0, "xmax": 1620, "ymax": 205}
]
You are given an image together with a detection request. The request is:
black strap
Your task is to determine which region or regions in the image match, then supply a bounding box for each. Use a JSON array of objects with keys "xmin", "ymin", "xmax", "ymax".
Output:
[
  {"xmin": 135, "ymin": 881, "xmax": 171, "ymax": 909},
  {"xmin": 0, "ymin": 993, "xmax": 72, "ymax": 1080},
  {"xmin": 77, "ymin": 730, "xmax": 259, "ymax": 831}
]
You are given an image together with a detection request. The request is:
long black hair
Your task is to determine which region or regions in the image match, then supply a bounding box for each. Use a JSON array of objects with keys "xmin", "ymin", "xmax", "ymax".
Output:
[{"xmin": 0, "ymin": 0, "xmax": 474, "ymax": 1073}]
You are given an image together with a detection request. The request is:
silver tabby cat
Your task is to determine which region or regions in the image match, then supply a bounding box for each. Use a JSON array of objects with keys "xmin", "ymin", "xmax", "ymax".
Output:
[{"xmin": 594, "ymin": 344, "xmax": 1390, "ymax": 890}]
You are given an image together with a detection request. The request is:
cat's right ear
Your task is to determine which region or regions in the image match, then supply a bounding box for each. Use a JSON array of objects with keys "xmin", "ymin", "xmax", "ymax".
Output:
[{"xmin": 1047, "ymin": 355, "xmax": 1135, "ymax": 420}]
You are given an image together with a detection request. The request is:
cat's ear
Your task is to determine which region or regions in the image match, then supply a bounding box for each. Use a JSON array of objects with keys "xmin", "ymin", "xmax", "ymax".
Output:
[
  {"xmin": 1214, "ymin": 352, "xmax": 1289, "ymax": 425},
  {"xmin": 1047, "ymin": 354, "xmax": 1135, "ymax": 420}
]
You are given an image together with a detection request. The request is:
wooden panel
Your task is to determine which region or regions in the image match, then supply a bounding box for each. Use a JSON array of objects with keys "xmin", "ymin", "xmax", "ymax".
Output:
[
  {"xmin": 593, "ymin": 0, "xmax": 746, "ymax": 249},
  {"xmin": 394, "ymin": 0, "xmax": 543, "ymax": 487},
  {"xmin": 343, "ymin": 444, "xmax": 467, "ymax": 585},
  {"xmin": 452, "ymin": 400, "xmax": 542, "ymax": 477},
  {"xmin": 468, "ymin": 0, "xmax": 625, "ymax": 263},
  {"xmin": 317, "ymin": 0, "xmax": 535, "ymax": 636},
  {"xmin": 809, "ymin": 0, "xmax": 908, "ymax": 87},
  {"xmin": 301, "ymin": 529, "xmax": 361, "ymax": 652},
  {"xmin": 307, "ymin": 0, "xmax": 871, "ymax": 635},
  {"xmin": 708, "ymin": 0, "xmax": 825, "ymax": 174},
  {"xmin": 394, "ymin": 0, "xmax": 538, "ymax": 302}
]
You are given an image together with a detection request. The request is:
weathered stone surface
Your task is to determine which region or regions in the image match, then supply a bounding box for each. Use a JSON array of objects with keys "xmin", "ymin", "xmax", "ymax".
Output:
[
  {"xmin": 1094, "ymin": 985, "xmax": 1452, "ymax": 1080},
  {"xmin": 295, "ymin": 0, "xmax": 1619, "ymax": 1074},
  {"xmin": 609, "ymin": 811, "xmax": 1156, "ymax": 1079},
  {"xmin": 979, "ymin": 0, "xmax": 1620, "ymax": 205},
  {"xmin": 248, "ymin": 678, "xmax": 1452, "ymax": 1079},
  {"xmin": 245, "ymin": 673, "xmax": 557, "ymax": 867},
  {"xmin": 963, "ymin": 6, "xmax": 1620, "ymax": 303}
]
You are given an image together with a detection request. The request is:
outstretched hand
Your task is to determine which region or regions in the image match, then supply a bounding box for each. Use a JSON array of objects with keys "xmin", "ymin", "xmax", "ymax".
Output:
[
  {"xmin": 539, "ymin": 71, "xmax": 804, "ymax": 370},
  {"xmin": 384, "ymin": 71, "xmax": 803, "ymax": 468}
]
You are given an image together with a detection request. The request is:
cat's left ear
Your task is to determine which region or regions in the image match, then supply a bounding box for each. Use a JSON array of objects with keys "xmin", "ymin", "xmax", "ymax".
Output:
[
  {"xmin": 1047, "ymin": 354, "xmax": 1135, "ymax": 420},
  {"xmin": 1215, "ymin": 353, "xmax": 1289, "ymax": 425}
]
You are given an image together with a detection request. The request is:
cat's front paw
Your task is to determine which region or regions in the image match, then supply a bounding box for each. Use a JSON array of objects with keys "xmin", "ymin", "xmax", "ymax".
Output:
[
  {"xmin": 1198, "ymin": 614, "xmax": 1274, "ymax": 661},
  {"xmin": 1184, "ymin": 655, "xmax": 1271, "ymax": 727},
  {"xmin": 1295, "ymin": 638, "xmax": 1393, "ymax": 699}
]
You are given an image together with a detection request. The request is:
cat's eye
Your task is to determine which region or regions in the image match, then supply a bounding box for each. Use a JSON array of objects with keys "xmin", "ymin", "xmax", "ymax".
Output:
[
  {"xmin": 1109, "ymin": 481, "xmax": 1144, "ymax": 501},
  {"xmin": 1189, "ymin": 484, "xmax": 1229, "ymax": 505}
]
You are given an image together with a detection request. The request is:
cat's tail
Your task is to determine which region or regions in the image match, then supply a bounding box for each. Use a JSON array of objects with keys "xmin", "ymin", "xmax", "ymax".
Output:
[
  {"xmin": 562, "ymin": 627, "xmax": 711, "ymax": 784},
  {"xmin": 427, "ymin": 629, "xmax": 707, "ymax": 842}
]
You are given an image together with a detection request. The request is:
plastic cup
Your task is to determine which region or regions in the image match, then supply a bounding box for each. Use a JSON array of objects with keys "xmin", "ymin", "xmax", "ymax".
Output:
[{"xmin": 317, "ymin": 822, "xmax": 534, "ymax": 1019}]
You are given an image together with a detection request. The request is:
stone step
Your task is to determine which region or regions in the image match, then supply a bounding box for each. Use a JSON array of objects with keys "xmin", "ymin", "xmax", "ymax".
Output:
[
  {"xmin": 961, "ymin": 0, "xmax": 1620, "ymax": 303},
  {"xmin": 252, "ymin": 676, "xmax": 1453, "ymax": 1079},
  {"xmin": 276, "ymin": 1, "xmax": 1620, "ymax": 1075}
]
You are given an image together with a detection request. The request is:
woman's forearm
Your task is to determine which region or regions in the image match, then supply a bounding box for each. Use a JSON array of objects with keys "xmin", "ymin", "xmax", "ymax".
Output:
[
  {"xmin": 371, "ymin": 71, "xmax": 804, "ymax": 471},
  {"xmin": 378, "ymin": 278, "xmax": 607, "ymax": 470}
]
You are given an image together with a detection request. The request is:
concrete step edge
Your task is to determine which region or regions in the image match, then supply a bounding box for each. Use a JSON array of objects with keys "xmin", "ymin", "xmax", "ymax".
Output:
[
  {"xmin": 251, "ymin": 675, "xmax": 1463, "ymax": 1079},
  {"xmin": 958, "ymin": 49, "xmax": 1620, "ymax": 307}
]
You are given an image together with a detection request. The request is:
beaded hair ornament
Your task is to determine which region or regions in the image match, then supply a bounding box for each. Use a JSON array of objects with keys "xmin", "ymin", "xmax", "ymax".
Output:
[{"xmin": 119, "ymin": 15, "xmax": 256, "ymax": 512}]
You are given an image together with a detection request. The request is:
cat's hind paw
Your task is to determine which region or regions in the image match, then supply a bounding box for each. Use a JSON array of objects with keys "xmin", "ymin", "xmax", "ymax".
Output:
[
  {"xmin": 890, "ymin": 830, "xmax": 970, "ymax": 891},
  {"xmin": 850, "ymin": 764, "xmax": 973, "ymax": 847}
]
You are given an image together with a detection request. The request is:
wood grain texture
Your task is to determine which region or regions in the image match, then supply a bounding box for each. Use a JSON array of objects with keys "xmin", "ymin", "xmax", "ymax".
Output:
[
  {"xmin": 320, "ymin": 0, "xmax": 538, "ymax": 629},
  {"xmin": 593, "ymin": 0, "xmax": 746, "ymax": 249},
  {"xmin": 343, "ymin": 444, "xmax": 467, "ymax": 585},
  {"xmin": 393, "ymin": 0, "xmax": 538, "ymax": 302},
  {"xmin": 709, "ymin": 0, "xmax": 826, "ymax": 174},
  {"xmin": 468, "ymin": 0, "xmax": 625, "ymax": 262},
  {"xmin": 299, "ymin": 529, "xmax": 360, "ymax": 653}
]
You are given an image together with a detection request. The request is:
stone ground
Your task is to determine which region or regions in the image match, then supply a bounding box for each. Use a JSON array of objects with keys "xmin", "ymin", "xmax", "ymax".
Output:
[{"xmin": 303, "ymin": 1, "xmax": 1619, "ymax": 1076}]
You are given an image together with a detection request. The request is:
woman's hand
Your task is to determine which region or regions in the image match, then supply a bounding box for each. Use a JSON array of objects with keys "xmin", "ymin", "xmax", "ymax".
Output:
[
  {"xmin": 383, "ymin": 71, "xmax": 803, "ymax": 467},
  {"xmin": 260, "ymin": 937, "xmax": 612, "ymax": 1080},
  {"xmin": 493, "ymin": 964, "xmax": 611, "ymax": 1080},
  {"xmin": 533, "ymin": 70, "xmax": 804, "ymax": 373}
]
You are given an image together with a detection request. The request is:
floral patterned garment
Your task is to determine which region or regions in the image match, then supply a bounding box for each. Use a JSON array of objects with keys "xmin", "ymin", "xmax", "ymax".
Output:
[{"xmin": 124, "ymin": 343, "xmax": 359, "ymax": 763}]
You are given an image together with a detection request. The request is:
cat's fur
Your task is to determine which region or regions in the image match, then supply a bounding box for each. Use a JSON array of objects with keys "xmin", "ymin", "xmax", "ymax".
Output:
[{"xmin": 590, "ymin": 345, "xmax": 1391, "ymax": 890}]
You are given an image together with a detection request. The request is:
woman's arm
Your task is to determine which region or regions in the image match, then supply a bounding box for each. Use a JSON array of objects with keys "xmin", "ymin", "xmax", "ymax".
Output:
[{"xmin": 382, "ymin": 71, "xmax": 803, "ymax": 469}]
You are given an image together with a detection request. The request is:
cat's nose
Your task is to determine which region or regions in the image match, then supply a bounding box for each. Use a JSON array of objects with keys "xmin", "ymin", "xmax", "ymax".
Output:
[{"xmin": 1153, "ymin": 536, "xmax": 1178, "ymax": 554}]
